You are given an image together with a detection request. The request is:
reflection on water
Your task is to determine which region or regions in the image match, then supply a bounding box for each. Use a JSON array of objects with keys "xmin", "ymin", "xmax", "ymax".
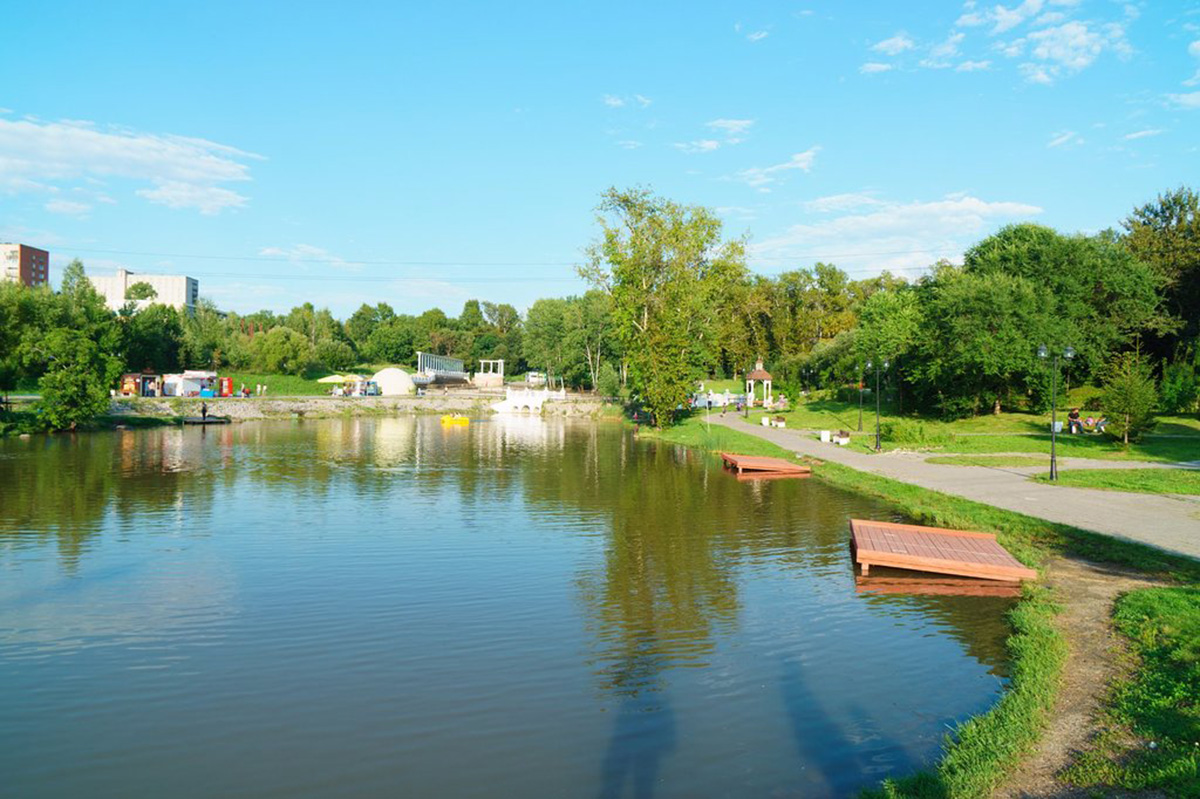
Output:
[{"xmin": 0, "ymin": 417, "xmax": 1014, "ymax": 798}]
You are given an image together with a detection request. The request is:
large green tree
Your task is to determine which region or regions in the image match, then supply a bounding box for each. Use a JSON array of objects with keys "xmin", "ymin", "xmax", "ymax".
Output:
[
  {"xmin": 582, "ymin": 187, "xmax": 746, "ymax": 426},
  {"xmin": 37, "ymin": 328, "xmax": 121, "ymax": 430},
  {"xmin": 1123, "ymin": 187, "xmax": 1200, "ymax": 356}
]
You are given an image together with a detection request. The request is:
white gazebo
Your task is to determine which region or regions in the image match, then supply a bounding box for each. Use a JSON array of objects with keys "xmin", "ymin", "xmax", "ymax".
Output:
[{"xmin": 745, "ymin": 358, "xmax": 773, "ymax": 406}]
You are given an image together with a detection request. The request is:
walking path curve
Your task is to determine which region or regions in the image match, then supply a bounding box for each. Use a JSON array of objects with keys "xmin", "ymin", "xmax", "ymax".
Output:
[{"xmin": 711, "ymin": 416, "xmax": 1200, "ymax": 561}]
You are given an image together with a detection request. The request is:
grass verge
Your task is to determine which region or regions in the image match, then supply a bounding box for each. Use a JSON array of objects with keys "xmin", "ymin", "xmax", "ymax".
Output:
[
  {"xmin": 644, "ymin": 414, "xmax": 1200, "ymax": 797},
  {"xmin": 925, "ymin": 455, "xmax": 1049, "ymax": 467},
  {"xmin": 1062, "ymin": 587, "xmax": 1200, "ymax": 797},
  {"xmin": 1033, "ymin": 467, "xmax": 1200, "ymax": 496}
]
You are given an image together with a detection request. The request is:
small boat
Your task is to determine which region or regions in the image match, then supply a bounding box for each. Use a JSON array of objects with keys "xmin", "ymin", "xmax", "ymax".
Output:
[{"xmin": 440, "ymin": 414, "xmax": 469, "ymax": 426}]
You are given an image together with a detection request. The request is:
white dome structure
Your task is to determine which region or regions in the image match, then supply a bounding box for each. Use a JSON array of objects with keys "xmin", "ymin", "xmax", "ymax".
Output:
[{"xmin": 372, "ymin": 367, "xmax": 416, "ymax": 396}]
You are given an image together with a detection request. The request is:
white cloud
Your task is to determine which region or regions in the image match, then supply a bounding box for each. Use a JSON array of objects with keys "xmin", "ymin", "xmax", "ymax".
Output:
[
  {"xmin": 0, "ymin": 117, "xmax": 258, "ymax": 213},
  {"xmin": 1034, "ymin": 12, "xmax": 1066, "ymax": 26},
  {"xmin": 673, "ymin": 139, "xmax": 721, "ymax": 154},
  {"xmin": 602, "ymin": 95, "xmax": 625, "ymax": 108},
  {"xmin": 957, "ymin": 12, "xmax": 987, "ymax": 27},
  {"xmin": 617, "ymin": 140, "xmax": 643, "ymax": 149},
  {"xmin": 1047, "ymin": 130, "xmax": 1082, "ymax": 147},
  {"xmin": 860, "ymin": 62, "xmax": 894, "ymax": 74},
  {"xmin": 706, "ymin": 118, "xmax": 755, "ymax": 142},
  {"xmin": 136, "ymin": 182, "xmax": 248, "ymax": 215},
  {"xmin": 603, "ymin": 94, "xmax": 652, "ymax": 109},
  {"xmin": 1190, "ymin": 40, "xmax": 1200, "ymax": 58},
  {"xmin": 1167, "ymin": 92, "xmax": 1200, "ymax": 109},
  {"xmin": 752, "ymin": 194, "xmax": 1043, "ymax": 274},
  {"xmin": 634, "ymin": 94, "xmax": 653, "ymax": 108},
  {"xmin": 1124, "ymin": 129, "xmax": 1164, "ymax": 140},
  {"xmin": 258, "ymin": 244, "xmax": 356, "ymax": 271},
  {"xmin": 1014, "ymin": 20, "xmax": 1131, "ymax": 83},
  {"xmin": 44, "ymin": 198, "xmax": 91, "ymax": 217},
  {"xmin": 733, "ymin": 148, "xmax": 820, "ymax": 190},
  {"xmin": 803, "ymin": 193, "xmax": 883, "ymax": 213},
  {"xmin": 872, "ymin": 33, "xmax": 915, "ymax": 55},
  {"xmin": 931, "ymin": 32, "xmax": 966, "ymax": 59},
  {"xmin": 747, "ymin": 30, "xmax": 769, "ymax": 42},
  {"xmin": 957, "ymin": 59, "xmax": 992, "ymax": 71},
  {"xmin": 993, "ymin": 0, "xmax": 1045, "ymax": 34}
]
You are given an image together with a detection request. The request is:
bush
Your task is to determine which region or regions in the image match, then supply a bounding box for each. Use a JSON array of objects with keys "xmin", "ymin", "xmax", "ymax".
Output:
[
  {"xmin": 1159, "ymin": 359, "xmax": 1199, "ymax": 415},
  {"xmin": 879, "ymin": 419, "xmax": 953, "ymax": 447},
  {"xmin": 313, "ymin": 339, "xmax": 357, "ymax": 371},
  {"xmin": 596, "ymin": 362, "xmax": 621, "ymax": 398}
]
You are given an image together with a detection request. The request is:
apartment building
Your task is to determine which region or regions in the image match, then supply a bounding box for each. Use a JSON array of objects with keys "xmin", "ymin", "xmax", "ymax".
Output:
[
  {"xmin": 89, "ymin": 268, "xmax": 200, "ymax": 313},
  {"xmin": 0, "ymin": 243, "xmax": 50, "ymax": 287}
]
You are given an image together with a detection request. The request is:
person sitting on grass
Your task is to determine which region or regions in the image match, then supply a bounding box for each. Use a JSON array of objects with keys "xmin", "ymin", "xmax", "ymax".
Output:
[
  {"xmin": 1094, "ymin": 415, "xmax": 1108, "ymax": 434},
  {"xmin": 1067, "ymin": 407, "xmax": 1083, "ymax": 434}
]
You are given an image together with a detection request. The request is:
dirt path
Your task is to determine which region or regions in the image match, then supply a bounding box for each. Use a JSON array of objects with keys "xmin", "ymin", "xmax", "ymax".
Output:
[{"xmin": 994, "ymin": 558, "xmax": 1164, "ymax": 798}]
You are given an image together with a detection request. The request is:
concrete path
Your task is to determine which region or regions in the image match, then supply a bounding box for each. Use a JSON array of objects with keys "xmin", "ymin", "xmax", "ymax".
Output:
[{"xmin": 712, "ymin": 416, "xmax": 1200, "ymax": 561}]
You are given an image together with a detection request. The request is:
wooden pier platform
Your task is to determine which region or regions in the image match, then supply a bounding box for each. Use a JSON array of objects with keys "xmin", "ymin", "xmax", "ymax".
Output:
[
  {"xmin": 720, "ymin": 452, "xmax": 811, "ymax": 476},
  {"xmin": 850, "ymin": 519, "xmax": 1037, "ymax": 583},
  {"xmin": 183, "ymin": 417, "xmax": 231, "ymax": 425}
]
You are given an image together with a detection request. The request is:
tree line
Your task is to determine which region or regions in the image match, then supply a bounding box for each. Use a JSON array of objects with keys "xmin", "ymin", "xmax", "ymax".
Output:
[{"xmin": 1, "ymin": 186, "xmax": 1197, "ymax": 432}]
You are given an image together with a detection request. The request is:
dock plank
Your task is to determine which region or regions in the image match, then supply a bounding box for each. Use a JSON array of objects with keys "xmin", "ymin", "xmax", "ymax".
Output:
[
  {"xmin": 720, "ymin": 452, "xmax": 811, "ymax": 476},
  {"xmin": 849, "ymin": 518, "xmax": 1037, "ymax": 583}
]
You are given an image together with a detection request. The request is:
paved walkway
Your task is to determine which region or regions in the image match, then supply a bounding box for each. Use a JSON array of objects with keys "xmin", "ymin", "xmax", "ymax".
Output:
[{"xmin": 712, "ymin": 417, "xmax": 1200, "ymax": 561}]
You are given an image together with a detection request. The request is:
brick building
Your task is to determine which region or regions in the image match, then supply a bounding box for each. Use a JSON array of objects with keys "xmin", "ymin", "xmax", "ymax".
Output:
[{"xmin": 0, "ymin": 244, "xmax": 50, "ymax": 287}]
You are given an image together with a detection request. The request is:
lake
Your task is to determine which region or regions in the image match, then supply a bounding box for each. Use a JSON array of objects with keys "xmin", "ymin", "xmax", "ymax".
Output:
[{"xmin": 0, "ymin": 416, "xmax": 1014, "ymax": 798}]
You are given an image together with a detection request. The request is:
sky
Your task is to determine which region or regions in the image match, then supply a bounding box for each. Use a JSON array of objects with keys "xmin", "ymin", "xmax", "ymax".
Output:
[{"xmin": 1, "ymin": 0, "xmax": 1197, "ymax": 318}]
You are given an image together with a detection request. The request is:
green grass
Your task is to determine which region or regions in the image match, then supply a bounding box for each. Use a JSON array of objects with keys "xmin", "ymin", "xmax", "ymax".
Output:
[
  {"xmin": 222, "ymin": 372, "xmax": 332, "ymax": 396},
  {"xmin": 925, "ymin": 455, "xmax": 1050, "ymax": 467},
  {"xmin": 1034, "ymin": 467, "xmax": 1200, "ymax": 495},
  {"xmin": 645, "ymin": 413, "xmax": 1200, "ymax": 798},
  {"xmin": 927, "ymin": 433, "xmax": 1200, "ymax": 463},
  {"xmin": 1062, "ymin": 587, "xmax": 1200, "ymax": 797}
]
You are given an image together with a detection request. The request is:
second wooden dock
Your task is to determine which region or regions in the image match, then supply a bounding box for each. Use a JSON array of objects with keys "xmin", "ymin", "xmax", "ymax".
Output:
[{"xmin": 850, "ymin": 519, "xmax": 1037, "ymax": 583}]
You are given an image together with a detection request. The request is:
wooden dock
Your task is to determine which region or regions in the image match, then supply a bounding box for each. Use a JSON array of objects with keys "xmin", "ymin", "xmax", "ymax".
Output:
[
  {"xmin": 183, "ymin": 417, "xmax": 231, "ymax": 425},
  {"xmin": 720, "ymin": 452, "xmax": 811, "ymax": 476},
  {"xmin": 855, "ymin": 576, "xmax": 1022, "ymax": 598},
  {"xmin": 849, "ymin": 519, "xmax": 1037, "ymax": 583}
]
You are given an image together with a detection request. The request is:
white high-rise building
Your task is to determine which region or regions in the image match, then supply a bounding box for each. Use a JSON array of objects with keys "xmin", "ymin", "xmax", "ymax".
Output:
[{"xmin": 89, "ymin": 269, "xmax": 199, "ymax": 313}]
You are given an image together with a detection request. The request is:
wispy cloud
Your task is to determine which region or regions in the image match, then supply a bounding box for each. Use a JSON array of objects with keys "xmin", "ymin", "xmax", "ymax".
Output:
[
  {"xmin": 803, "ymin": 193, "xmax": 883, "ymax": 213},
  {"xmin": 705, "ymin": 118, "xmax": 755, "ymax": 143},
  {"xmin": 1002, "ymin": 20, "xmax": 1132, "ymax": 83},
  {"xmin": 992, "ymin": 0, "xmax": 1046, "ymax": 34},
  {"xmin": 1124, "ymin": 129, "xmax": 1164, "ymax": 140},
  {"xmin": 753, "ymin": 193, "xmax": 1043, "ymax": 273},
  {"xmin": 44, "ymin": 198, "xmax": 91, "ymax": 217},
  {"xmin": 922, "ymin": 32, "xmax": 966, "ymax": 67},
  {"xmin": 616, "ymin": 140, "xmax": 643, "ymax": 149},
  {"xmin": 673, "ymin": 139, "xmax": 721, "ymax": 154},
  {"xmin": 634, "ymin": 94, "xmax": 653, "ymax": 108},
  {"xmin": 601, "ymin": 94, "xmax": 625, "ymax": 108},
  {"xmin": 602, "ymin": 93, "xmax": 652, "ymax": 109},
  {"xmin": 1047, "ymin": 130, "xmax": 1082, "ymax": 148},
  {"xmin": 259, "ymin": 244, "xmax": 357, "ymax": 271},
  {"xmin": 733, "ymin": 148, "xmax": 820, "ymax": 190},
  {"xmin": 872, "ymin": 33, "xmax": 915, "ymax": 56},
  {"xmin": 860, "ymin": 62, "xmax": 894, "ymax": 74},
  {"xmin": 0, "ymin": 116, "xmax": 259, "ymax": 214},
  {"xmin": 747, "ymin": 30, "xmax": 769, "ymax": 42},
  {"xmin": 956, "ymin": 59, "xmax": 992, "ymax": 71},
  {"xmin": 1167, "ymin": 91, "xmax": 1200, "ymax": 109}
]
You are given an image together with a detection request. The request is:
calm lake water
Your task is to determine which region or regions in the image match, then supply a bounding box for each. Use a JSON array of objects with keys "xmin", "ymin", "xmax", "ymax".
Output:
[{"xmin": 0, "ymin": 417, "xmax": 1014, "ymax": 798}]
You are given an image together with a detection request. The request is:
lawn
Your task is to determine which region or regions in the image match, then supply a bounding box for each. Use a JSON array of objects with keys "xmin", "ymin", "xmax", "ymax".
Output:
[
  {"xmin": 925, "ymin": 455, "xmax": 1050, "ymax": 467},
  {"xmin": 1063, "ymin": 587, "xmax": 1200, "ymax": 797},
  {"xmin": 1034, "ymin": 467, "xmax": 1200, "ymax": 495},
  {"xmin": 222, "ymin": 372, "xmax": 333, "ymax": 396}
]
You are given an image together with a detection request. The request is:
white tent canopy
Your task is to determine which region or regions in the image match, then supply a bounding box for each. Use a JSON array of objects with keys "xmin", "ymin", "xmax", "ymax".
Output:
[{"xmin": 372, "ymin": 367, "xmax": 416, "ymax": 396}]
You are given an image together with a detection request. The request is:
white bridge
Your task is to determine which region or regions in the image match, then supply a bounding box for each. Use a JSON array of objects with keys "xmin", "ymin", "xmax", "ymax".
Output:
[{"xmin": 491, "ymin": 387, "xmax": 566, "ymax": 414}]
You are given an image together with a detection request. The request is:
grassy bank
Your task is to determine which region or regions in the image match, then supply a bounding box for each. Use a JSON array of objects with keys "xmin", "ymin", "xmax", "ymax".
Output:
[
  {"xmin": 644, "ymin": 414, "xmax": 1200, "ymax": 798},
  {"xmin": 1063, "ymin": 587, "xmax": 1200, "ymax": 796},
  {"xmin": 1034, "ymin": 467, "xmax": 1200, "ymax": 496},
  {"xmin": 222, "ymin": 372, "xmax": 331, "ymax": 396}
]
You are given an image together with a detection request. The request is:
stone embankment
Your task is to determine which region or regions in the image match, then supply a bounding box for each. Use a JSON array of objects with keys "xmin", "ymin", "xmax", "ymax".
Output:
[{"xmin": 111, "ymin": 393, "xmax": 610, "ymax": 421}]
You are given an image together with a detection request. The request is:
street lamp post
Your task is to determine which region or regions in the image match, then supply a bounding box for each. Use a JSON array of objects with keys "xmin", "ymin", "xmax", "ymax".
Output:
[
  {"xmin": 857, "ymin": 364, "xmax": 864, "ymax": 432},
  {"xmin": 1038, "ymin": 344, "xmax": 1075, "ymax": 481},
  {"xmin": 873, "ymin": 359, "xmax": 889, "ymax": 452}
]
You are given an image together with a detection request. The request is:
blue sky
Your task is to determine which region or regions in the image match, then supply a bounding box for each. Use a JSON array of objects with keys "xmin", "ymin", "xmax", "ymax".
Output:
[{"xmin": 1, "ymin": 0, "xmax": 1197, "ymax": 317}]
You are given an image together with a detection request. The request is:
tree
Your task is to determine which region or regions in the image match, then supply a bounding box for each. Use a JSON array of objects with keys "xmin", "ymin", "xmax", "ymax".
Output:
[
  {"xmin": 254, "ymin": 327, "xmax": 312, "ymax": 375},
  {"xmin": 344, "ymin": 302, "xmax": 395, "ymax": 351},
  {"xmin": 1101, "ymin": 351, "xmax": 1158, "ymax": 444},
  {"xmin": 122, "ymin": 304, "xmax": 183, "ymax": 373},
  {"xmin": 36, "ymin": 329, "xmax": 120, "ymax": 430},
  {"xmin": 181, "ymin": 299, "xmax": 229, "ymax": 369},
  {"xmin": 1123, "ymin": 187, "xmax": 1200, "ymax": 356},
  {"xmin": 363, "ymin": 315, "xmax": 417, "ymax": 364},
  {"xmin": 124, "ymin": 281, "xmax": 158, "ymax": 301},
  {"xmin": 314, "ymin": 338, "xmax": 357, "ymax": 371},
  {"xmin": 524, "ymin": 297, "xmax": 570, "ymax": 384},
  {"xmin": 581, "ymin": 187, "xmax": 746, "ymax": 426},
  {"xmin": 565, "ymin": 290, "xmax": 614, "ymax": 390}
]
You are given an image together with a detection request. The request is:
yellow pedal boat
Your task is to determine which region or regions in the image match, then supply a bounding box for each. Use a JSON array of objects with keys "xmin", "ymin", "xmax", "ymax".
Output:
[{"xmin": 440, "ymin": 414, "xmax": 469, "ymax": 426}]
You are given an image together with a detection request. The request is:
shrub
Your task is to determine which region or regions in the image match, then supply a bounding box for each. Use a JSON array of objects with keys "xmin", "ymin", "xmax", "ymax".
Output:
[
  {"xmin": 596, "ymin": 361, "xmax": 621, "ymax": 398},
  {"xmin": 313, "ymin": 339, "xmax": 357, "ymax": 371},
  {"xmin": 879, "ymin": 419, "xmax": 952, "ymax": 447},
  {"xmin": 1159, "ymin": 359, "xmax": 1199, "ymax": 415},
  {"xmin": 1101, "ymin": 352, "xmax": 1158, "ymax": 444}
]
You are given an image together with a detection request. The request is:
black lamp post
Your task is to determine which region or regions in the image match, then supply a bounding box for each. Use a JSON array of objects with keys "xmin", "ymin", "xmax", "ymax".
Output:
[
  {"xmin": 869, "ymin": 359, "xmax": 888, "ymax": 451},
  {"xmin": 1038, "ymin": 344, "xmax": 1075, "ymax": 481},
  {"xmin": 857, "ymin": 364, "xmax": 864, "ymax": 432}
]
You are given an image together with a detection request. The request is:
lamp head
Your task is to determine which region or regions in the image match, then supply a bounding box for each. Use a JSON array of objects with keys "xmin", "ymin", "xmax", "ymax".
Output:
[
  {"xmin": 1064, "ymin": 346, "xmax": 1075, "ymax": 360},
  {"xmin": 1038, "ymin": 345, "xmax": 1048, "ymax": 359}
]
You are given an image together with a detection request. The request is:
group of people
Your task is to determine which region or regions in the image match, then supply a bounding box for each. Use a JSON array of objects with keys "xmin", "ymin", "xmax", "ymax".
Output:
[
  {"xmin": 1065, "ymin": 407, "xmax": 1108, "ymax": 435},
  {"xmin": 237, "ymin": 383, "xmax": 267, "ymax": 398}
]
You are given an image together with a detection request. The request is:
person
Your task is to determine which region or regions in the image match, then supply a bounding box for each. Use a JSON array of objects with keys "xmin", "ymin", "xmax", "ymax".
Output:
[
  {"xmin": 240, "ymin": 383, "xmax": 246, "ymax": 397},
  {"xmin": 1095, "ymin": 415, "xmax": 1108, "ymax": 434},
  {"xmin": 1067, "ymin": 407, "xmax": 1082, "ymax": 434},
  {"xmin": 1085, "ymin": 415, "xmax": 1096, "ymax": 429},
  {"xmin": 200, "ymin": 401, "xmax": 208, "ymax": 422}
]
